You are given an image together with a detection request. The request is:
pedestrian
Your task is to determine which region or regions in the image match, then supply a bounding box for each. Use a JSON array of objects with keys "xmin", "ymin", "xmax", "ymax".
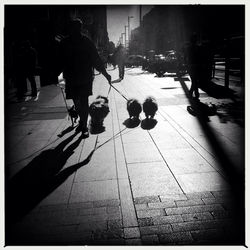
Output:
[
  {"xmin": 13, "ymin": 40, "xmax": 38, "ymax": 100},
  {"xmin": 107, "ymin": 53, "xmax": 116, "ymax": 69},
  {"xmin": 57, "ymin": 18, "xmax": 111, "ymax": 138},
  {"xmin": 113, "ymin": 44, "xmax": 126, "ymax": 79},
  {"xmin": 185, "ymin": 33, "xmax": 202, "ymax": 100}
]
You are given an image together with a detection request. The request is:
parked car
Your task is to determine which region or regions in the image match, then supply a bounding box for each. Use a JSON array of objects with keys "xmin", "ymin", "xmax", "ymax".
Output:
[
  {"xmin": 145, "ymin": 50, "xmax": 187, "ymax": 77},
  {"xmin": 125, "ymin": 55, "xmax": 146, "ymax": 67}
]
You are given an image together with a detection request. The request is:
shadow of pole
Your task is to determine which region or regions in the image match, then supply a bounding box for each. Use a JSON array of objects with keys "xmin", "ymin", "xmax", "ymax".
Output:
[{"xmin": 177, "ymin": 77, "xmax": 245, "ymax": 244}]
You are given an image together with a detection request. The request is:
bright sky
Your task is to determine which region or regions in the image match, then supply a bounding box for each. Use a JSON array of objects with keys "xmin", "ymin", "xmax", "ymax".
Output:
[{"xmin": 107, "ymin": 5, "xmax": 153, "ymax": 45}]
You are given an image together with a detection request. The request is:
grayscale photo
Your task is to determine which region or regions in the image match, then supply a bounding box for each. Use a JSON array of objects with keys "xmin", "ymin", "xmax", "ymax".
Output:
[{"xmin": 4, "ymin": 4, "xmax": 245, "ymax": 246}]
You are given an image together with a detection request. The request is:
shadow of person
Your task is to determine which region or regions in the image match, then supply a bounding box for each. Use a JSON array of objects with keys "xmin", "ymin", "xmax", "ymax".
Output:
[
  {"xmin": 141, "ymin": 118, "xmax": 158, "ymax": 130},
  {"xmin": 200, "ymin": 80, "xmax": 236, "ymax": 99},
  {"xmin": 177, "ymin": 76, "xmax": 245, "ymax": 244},
  {"xmin": 6, "ymin": 131, "xmax": 93, "ymax": 225},
  {"xmin": 57, "ymin": 125, "xmax": 76, "ymax": 138},
  {"xmin": 216, "ymin": 101, "xmax": 244, "ymax": 127},
  {"xmin": 123, "ymin": 118, "xmax": 141, "ymax": 128}
]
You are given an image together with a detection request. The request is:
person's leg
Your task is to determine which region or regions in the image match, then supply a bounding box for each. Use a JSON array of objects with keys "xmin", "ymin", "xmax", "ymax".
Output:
[
  {"xmin": 73, "ymin": 96, "xmax": 89, "ymax": 136},
  {"xmin": 121, "ymin": 63, "xmax": 125, "ymax": 79},
  {"xmin": 79, "ymin": 96, "xmax": 89, "ymax": 130},
  {"xmin": 16, "ymin": 74, "xmax": 26, "ymax": 100},
  {"xmin": 189, "ymin": 75, "xmax": 195, "ymax": 97},
  {"xmin": 27, "ymin": 75, "xmax": 37, "ymax": 96},
  {"xmin": 118, "ymin": 64, "xmax": 122, "ymax": 78},
  {"xmin": 189, "ymin": 67, "xmax": 199, "ymax": 99},
  {"xmin": 194, "ymin": 80, "xmax": 200, "ymax": 99}
]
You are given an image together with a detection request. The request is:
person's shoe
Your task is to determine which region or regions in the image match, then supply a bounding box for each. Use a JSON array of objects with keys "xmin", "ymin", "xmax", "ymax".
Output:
[
  {"xmin": 75, "ymin": 122, "xmax": 83, "ymax": 133},
  {"xmin": 81, "ymin": 128, "xmax": 89, "ymax": 138}
]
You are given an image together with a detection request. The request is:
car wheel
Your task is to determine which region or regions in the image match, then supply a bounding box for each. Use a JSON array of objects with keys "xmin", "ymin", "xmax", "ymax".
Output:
[{"xmin": 156, "ymin": 71, "xmax": 164, "ymax": 77}]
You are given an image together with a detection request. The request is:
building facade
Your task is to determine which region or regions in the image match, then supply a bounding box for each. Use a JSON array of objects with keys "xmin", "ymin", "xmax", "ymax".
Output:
[
  {"xmin": 5, "ymin": 5, "xmax": 109, "ymax": 86},
  {"xmin": 129, "ymin": 5, "xmax": 244, "ymax": 56}
]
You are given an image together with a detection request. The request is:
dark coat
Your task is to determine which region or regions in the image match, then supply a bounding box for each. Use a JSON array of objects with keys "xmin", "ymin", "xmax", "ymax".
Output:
[
  {"xmin": 58, "ymin": 34, "xmax": 106, "ymax": 99},
  {"xmin": 14, "ymin": 45, "xmax": 37, "ymax": 76},
  {"xmin": 113, "ymin": 45, "xmax": 126, "ymax": 66}
]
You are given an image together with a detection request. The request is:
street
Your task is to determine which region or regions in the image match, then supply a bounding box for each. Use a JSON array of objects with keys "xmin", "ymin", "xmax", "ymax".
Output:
[{"xmin": 5, "ymin": 66, "xmax": 245, "ymax": 245}]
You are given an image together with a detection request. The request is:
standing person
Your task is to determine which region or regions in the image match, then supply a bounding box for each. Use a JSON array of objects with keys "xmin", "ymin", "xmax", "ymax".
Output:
[
  {"xmin": 113, "ymin": 44, "xmax": 126, "ymax": 79},
  {"xmin": 57, "ymin": 19, "xmax": 111, "ymax": 138},
  {"xmin": 185, "ymin": 33, "xmax": 202, "ymax": 100},
  {"xmin": 13, "ymin": 40, "xmax": 38, "ymax": 100}
]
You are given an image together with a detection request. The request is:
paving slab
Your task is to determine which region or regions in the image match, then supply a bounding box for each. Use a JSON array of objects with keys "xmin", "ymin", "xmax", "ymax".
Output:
[
  {"xmin": 127, "ymin": 161, "xmax": 172, "ymax": 179},
  {"xmin": 175, "ymin": 172, "xmax": 230, "ymax": 193},
  {"xmin": 5, "ymin": 67, "xmax": 245, "ymax": 245},
  {"xmin": 69, "ymin": 180, "xmax": 119, "ymax": 203},
  {"xmin": 37, "ymin": 174, "xmax": 75, "ymax": 206},
  {"xmin": 123, "ymin": 141, "xmax": 163, "ymax": 163},
  {"xmin": 121, "ymin": 128, "xmax": 152, "ymax": 143},
  {"xmin": 161, "ymin": 148, "xmax": 216, "ymax": 175},
  {"xmin": 130, "ymin": 175, "xmax": 183, "ymax": 198},
  {"xmin": 75, "ymin": 161, "xmax": 117, "ymax": 182}
]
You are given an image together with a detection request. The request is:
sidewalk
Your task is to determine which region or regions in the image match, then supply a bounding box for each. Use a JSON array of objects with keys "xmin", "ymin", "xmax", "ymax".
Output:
[{"xmin": 5, "ymin": 67, "xmax": 245, "ymax": 245}]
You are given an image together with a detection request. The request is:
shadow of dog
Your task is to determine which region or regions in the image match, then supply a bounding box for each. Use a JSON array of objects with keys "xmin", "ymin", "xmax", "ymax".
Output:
[
  {"xmin": 123, "ymin": 117, "xmax": 141, "ymax": 128},
  {"xmin": 141, "ymin": 118, "xmax": 158, "ymax": 130}
]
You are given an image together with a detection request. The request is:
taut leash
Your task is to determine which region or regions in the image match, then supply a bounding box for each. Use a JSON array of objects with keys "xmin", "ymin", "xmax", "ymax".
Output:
[{"xmin": 110, "ymin": 84, "xmax": 129, "ymax": 101}]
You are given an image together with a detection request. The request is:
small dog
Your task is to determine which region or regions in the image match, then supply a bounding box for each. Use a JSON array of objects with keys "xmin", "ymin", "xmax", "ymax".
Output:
[
  {"xmin": 143, "ymin": 96, "xmax": 158, "ymax": 119},
  {"xmin": 68, "ymin": 105, "xmax": 78, "ymax": 126},
  {"xmin": 89, "ymin": 95, "xmax": 110, "ymax": 132},
  {"xmin": 127, "ymin": 98, "xmax": 142, "ymax": 119}
]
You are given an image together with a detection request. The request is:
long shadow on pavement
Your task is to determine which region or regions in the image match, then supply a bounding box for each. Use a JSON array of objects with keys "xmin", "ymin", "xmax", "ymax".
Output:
[
  {"xmin": 6, "ymin": 131, "xmax": 94, "ymax": 227},
  {"xmin": 200, "ymin": 80, "xmax": 237, "ymax": 99},
  {"xmin": 176, "ymin": 76, "xmax": 245, "ymax": 245}
]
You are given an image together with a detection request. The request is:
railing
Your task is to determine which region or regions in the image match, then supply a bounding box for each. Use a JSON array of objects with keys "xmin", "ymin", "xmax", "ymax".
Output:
[{"xmin": 212, "ymin": 56, "xmax": 243, "ymax": 87}]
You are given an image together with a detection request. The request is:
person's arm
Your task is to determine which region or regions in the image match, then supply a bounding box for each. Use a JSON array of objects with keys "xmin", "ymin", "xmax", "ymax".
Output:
[
  {"xmin": 88, "ymin": 40, "xmax": 111, "ymax": 84},
  {"xmin": 54, "ymin": 40, "xmax": 65, "ymax": 77}
]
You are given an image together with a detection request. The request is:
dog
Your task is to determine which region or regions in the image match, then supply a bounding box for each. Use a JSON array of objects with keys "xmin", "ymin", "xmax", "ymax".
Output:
[
  {"xmin": 127, "ymin": 98, "xmax": 142, "ymax": 119},
  {"xmin": 143, "ymin": 96, "xmax": 158, "ymax": 119},
  {"xmin": 68, "ymin": 105, "xmax": 78, "ymax": 126},
  {"xmin": 89, "ymin": 95, "xmax": 110, "ymax": 132}
]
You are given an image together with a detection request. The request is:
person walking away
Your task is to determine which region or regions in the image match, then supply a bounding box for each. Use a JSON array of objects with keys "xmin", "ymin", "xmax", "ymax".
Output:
[
  {"xmin": 57, "ymin": 19, "xmax": 111, "ymax": 138},
  {"xmin": 113, "ymin": 44, "xmax": 126, "ymax": 79},
  {"xmin": 13, "ymin": 40, "xmax": 38, "ymax": 100},
  {"xmin": 185, "ymin": 33, "xmax": 202, "ymax": 100}
]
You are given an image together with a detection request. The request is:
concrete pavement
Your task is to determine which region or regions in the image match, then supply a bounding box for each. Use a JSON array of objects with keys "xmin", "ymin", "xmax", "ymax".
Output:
[{"xmin": 5, "ymin": 67, "xmax": 245, "ymax": 245}]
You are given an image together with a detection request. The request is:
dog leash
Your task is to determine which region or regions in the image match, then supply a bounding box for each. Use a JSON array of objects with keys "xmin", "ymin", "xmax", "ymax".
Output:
[
  {"xmin": 59, "ymin": 84, "xmax": 71, "ymax": 112},
  {"xmin": 110, "ymin": 84, "xmax": 129, "ymax": 101},
  {"xmin": 107, "ymin": 83, "xmax": 112, "ymax": 98}
]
